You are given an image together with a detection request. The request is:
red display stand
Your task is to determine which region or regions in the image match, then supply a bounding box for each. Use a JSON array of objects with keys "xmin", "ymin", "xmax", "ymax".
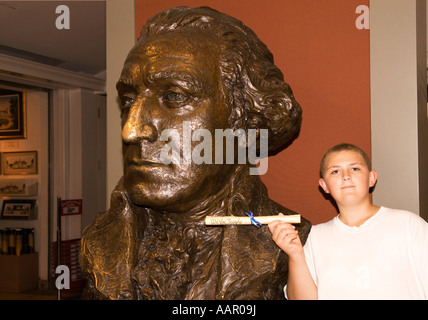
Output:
[{"xmin": 50, "ymin": 239, "xmax": 85, "ymax": 292}]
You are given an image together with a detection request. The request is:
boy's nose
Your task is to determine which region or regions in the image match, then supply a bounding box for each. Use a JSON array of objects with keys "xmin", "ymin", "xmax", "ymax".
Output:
[{"xmin": 342, "ymin": 171, "xmax": 351, "ymax": 181}]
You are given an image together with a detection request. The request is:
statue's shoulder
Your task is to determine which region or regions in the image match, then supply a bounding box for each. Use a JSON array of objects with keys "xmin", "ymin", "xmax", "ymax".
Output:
[
  {"xmin": 80, "ymin": 210, "xmax": 113, "ymax": 259},
  {"xmin": 79, "ymin": 181, "xmax": 141, "ymax": 299},
  {"xmin": 80, "ymin": 181, "xmax": 131, "ymax": 259}
]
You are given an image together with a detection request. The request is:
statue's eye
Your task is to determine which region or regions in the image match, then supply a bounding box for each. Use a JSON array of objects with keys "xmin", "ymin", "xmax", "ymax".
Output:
[
  {"xmin": 120, "ymin": 95, "xmax": 135, "ymax": 108},
  {"xmin": 119, "ymin": 94, "xmax": 135, "ymax": 118},
  {"xmin": 163, "ymin": 91, "xmax": 186, "ymax": 103},
  {"xmin": 162, "ymin": 89, "xmax": 189, "ymax": 108}
]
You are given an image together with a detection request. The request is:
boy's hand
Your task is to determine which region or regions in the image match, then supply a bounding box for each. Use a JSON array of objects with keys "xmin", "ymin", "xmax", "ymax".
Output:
[{"xmin": 268, "ymin": 213, "xmax": 304, "ymax": 258}]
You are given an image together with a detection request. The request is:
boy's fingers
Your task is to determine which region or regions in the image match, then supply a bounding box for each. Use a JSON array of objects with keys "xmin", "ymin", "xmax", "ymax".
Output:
[
  {"xmin": 268, "ymin": 220, "xmax": 286, "ymax": 233},
  {"xmin": 272, "ymin": 225, "xmax": 298, "ymax": 242},
  {"xmin": 268, "ymin": 221, "xmax": 290, "ymax": 234},
  {"xmin": 270, "ymin": 222, "xmax": 295, "ymax": 231},
  {"xmin": 267, "ymin": 212, "xmax": 286, "ymax": 227},
  {"xmin": 268, "ymin": 220, "xmax": 281, "ymax": 229},
  {"xmin": 268, "ymin": 213, "xmax": 295, "ymax": 227}
]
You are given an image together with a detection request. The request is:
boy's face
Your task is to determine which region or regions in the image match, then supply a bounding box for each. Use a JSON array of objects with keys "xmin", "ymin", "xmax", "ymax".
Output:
[{"xmin": 319, "ymin": 150, "xmax": 377, "ymax": 208}]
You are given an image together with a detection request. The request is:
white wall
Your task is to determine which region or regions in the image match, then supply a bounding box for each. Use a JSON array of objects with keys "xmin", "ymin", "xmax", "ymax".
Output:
[
  {"xmin": 370, "ymin": 0, "xmax": 428, "ymax": 220},
  {"xmin": 106, "ymin": 0, "xmax": 135, "ymax": 202},
  {"xmin": 81, "ymin": 89, "xmax": 107, "ymax": 230},
  {"xmin": 51, "ymin": 88, "xmax": 107, "ymax": 238}
]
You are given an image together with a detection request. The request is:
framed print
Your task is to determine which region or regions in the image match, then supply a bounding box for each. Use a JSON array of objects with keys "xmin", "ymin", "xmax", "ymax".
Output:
[
  {"xmin": 2, "ymin": 151, "xmax": 37, "ymax": 175},
  {"xmin": 1, "ymin": 199, "xmax": 36, "ymax": 220},
  {"xmin": 0, "ymin": 90, "xmax": 27, "ymax": 140},
  {"xmin": 0, "ymin": 178, "xmax": 38, "ymax": 196}
]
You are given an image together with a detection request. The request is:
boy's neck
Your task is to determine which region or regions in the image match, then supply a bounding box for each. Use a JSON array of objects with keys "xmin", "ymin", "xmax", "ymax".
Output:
[{"xmin": 337, "ymin": 202, "xmax": 380, "ymax": 227}]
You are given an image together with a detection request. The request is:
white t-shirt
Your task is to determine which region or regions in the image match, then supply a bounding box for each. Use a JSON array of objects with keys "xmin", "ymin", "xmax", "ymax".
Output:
[{"xmin": 294, "ymin": 206, "xmax": 428, "ymax": 299}]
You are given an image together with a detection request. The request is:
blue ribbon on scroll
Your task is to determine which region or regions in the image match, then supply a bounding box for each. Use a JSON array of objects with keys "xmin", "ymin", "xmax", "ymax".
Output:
[{"xmin": 246, "ymin": 211, "xmax": 262, "ymax": 228}]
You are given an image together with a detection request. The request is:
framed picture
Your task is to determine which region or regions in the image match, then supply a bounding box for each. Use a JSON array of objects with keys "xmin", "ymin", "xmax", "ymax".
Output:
[
  {"xmin": 0, "ymin": 90, "xmax": 27, "ymax": 139},
  {"xmin": 0, "ymin": 178, "xmax": 38, "ymax": 196},
  {"xmin": 2, "ymin": 151, "xmax": 37, "ymax": 175},
  {"xmin": 1, "ymin": 199, "xmax": 36, "ymax": 219}
]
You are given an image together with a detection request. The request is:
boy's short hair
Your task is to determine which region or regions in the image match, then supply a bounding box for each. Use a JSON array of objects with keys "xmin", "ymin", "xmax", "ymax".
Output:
[{"xmin": 320, "ymin": 143, "xmax": 372, "ymax": 178}]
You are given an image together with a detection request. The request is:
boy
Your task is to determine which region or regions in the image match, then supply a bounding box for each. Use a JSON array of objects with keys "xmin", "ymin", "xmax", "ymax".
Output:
[{"xmin": 269, "ymin": 143, "xmax": 428, "ymax": 299}]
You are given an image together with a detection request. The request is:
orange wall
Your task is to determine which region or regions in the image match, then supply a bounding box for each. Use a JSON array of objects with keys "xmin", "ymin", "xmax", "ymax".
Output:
[{"xmin": 134, "ymin": 0, "xmax": 370, "ymax": 225}]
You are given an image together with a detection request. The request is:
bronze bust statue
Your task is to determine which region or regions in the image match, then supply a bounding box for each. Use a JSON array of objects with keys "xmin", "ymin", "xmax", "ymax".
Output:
[{"xmin": 80, "ymin": 6, "xmax": 311, "ymax": 300}]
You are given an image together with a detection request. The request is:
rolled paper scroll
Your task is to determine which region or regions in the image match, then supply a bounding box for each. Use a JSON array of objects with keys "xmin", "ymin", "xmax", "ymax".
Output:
[{"xmin": 205, "ymin": 214, "xmax": 301, "ymax": 226}]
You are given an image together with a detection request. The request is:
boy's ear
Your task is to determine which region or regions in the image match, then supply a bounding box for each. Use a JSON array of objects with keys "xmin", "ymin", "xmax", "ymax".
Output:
[
  {"xmin": 369, "ymin": 170, "xmax": 378, "ymax": 188},
  {"xmin": 319, "ymin": 178, "xmax": 330, "ymax": 194}
]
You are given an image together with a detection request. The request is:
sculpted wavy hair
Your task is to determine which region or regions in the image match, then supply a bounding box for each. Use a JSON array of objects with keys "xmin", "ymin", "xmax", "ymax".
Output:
[{"xmin": 139, "ymin": 6, "xmax": 302, "ymax": 153}]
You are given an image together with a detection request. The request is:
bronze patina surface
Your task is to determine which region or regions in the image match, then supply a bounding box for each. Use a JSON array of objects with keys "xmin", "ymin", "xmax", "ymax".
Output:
[{"xmin": 80, "ymin": 6, "xmax": 311, "ymax": 300}]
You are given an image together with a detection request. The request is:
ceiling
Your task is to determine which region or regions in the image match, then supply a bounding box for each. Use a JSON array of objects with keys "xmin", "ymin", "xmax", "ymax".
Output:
[
  {"xmin": 0, "ymin": 1, "xmax": 426, "ymax": 80},
  {"xmin": 0, "ymin": 0, "xmax": 106, "ymax": 78}
]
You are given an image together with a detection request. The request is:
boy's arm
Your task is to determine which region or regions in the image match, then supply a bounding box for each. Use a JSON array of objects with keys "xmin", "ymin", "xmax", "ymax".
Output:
[
  {"xmin": 268, "ymin": 216, "xmax": 317, "ymax": 300},
  {"xmin": 285, "ymin": 250, "xmax": 317, "ymax": 300}
]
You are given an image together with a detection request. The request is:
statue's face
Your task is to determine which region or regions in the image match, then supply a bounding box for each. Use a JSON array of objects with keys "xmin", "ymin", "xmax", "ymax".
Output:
[{"xmin": 117, "ymin": 30, "xmax": 235, "ymax": 212}]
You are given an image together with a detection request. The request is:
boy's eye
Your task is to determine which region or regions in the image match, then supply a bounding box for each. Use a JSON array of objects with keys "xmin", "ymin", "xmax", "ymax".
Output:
[{"xmin": 330, "ymin": 170, "xmax": 339, "ymax": 175}]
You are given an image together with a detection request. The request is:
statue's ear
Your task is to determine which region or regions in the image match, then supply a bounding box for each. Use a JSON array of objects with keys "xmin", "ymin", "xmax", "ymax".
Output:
[{"xmin": 240, "ymin": 128, "xmax": 259, "ymax": 149}]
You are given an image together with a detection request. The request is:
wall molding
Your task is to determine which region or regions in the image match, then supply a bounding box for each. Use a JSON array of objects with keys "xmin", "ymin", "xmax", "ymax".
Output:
[{"xmin": 0, "ymin": 53, "xmax": 105, "ymax": 92}]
